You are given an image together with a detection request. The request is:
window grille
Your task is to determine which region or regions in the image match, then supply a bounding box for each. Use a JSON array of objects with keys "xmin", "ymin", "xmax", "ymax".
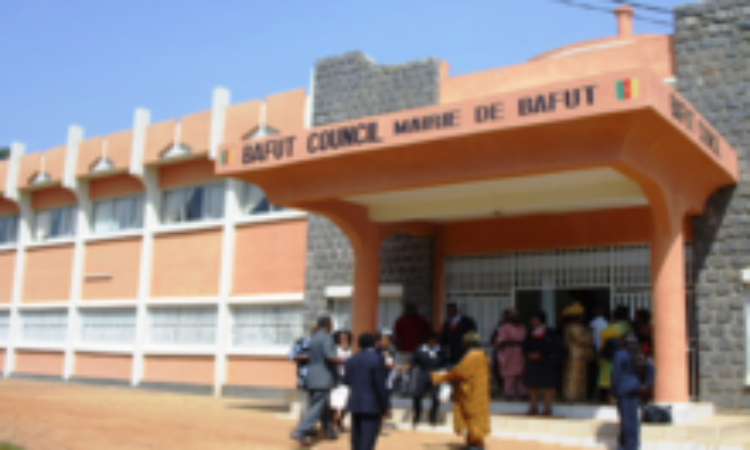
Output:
[
  {"xmin": 378, "ymin": 299, "xmax": 402, "ymax": 332},
  {"xmin": 34, "ymin": 205, "xmax": 77, "ymax": 241},
  {"xmin": 613, "ymin": 289, "xmax": 652, "ymax": 316},
  {"xmin": 161, "ymin": 182, "xmax": 225, "ymax": 224},
  {"xmin": 80, "ymin": 308, "xmax": 136, "ymax": 345},
  {"xmin": 20, "ymin": 310, "xmax": 68, "ymax": 344},
  {"xmin": 232, "ymin": 305, "xmax": 305, "ymax": 347},
  {"xmin": 92, "ymin": 195, "xmax": 144, "ymax": 233},
  {"xmin": 0, "ymin": 215, "xmax": 19, "ymax": 244},
  {"xmin": 149, "ymin": 306, "xmax": 217, "ymax": 346},
  {"xmin": 515, "ymin": 251, "xmax": 556, "ymax": 289},
  {"xmin": 612, "ymin": 244, "xmax": 650, "ymax": 288},
  {"xmin": 447, "ymin": 294, "xmax": 513, "ymax": 348},
  {"xmin": 555, "ymin": 247, "xmax": 610, "ymax": 288},
  {"xmin": 0, "ymin": 311, "xmax": 10, "ymax": 342},
  {"xmin": 240, "ymin": 182, "xmax": 284, "ymax": 216}
]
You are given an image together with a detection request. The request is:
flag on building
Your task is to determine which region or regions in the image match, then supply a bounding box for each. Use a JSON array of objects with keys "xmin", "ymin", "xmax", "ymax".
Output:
[{"xmin": 616, "ymin": 78, "xmax": 640, "ymax": 100}]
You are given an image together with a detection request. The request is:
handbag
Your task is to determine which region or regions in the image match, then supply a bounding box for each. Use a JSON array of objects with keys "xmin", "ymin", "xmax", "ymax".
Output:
[{"xmin": 641, "ymin": 404, "xmax": 672, "ymax": 424}]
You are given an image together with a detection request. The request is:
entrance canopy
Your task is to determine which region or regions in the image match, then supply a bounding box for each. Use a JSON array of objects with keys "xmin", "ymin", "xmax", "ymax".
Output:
[
  {"xmin": 217, "ymin": 69, "xmax": 737, "ymax": 224},
  {"xmin": 218, "ymin": 69, "xmax": 739, "ymax": 406}
]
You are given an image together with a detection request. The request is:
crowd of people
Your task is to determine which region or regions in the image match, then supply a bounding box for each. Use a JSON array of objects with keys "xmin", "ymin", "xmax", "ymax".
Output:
[{"xmin": 288, "ymin": 301, "xmax": 655, "ymax": 450}]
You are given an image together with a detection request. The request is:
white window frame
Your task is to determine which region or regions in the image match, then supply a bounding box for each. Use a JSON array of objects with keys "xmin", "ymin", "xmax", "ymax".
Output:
[
  {"xmin": 161, "ymin": 181, "xmax": 225, "ymax": 225},
  {"xmin": 19, "ymin": 309, "xmax": 68, "ymax": 346},
  {"xmin": 92, "ymin": 194, "xmax": 144, "ymax": 235},
  {"xmin": 79, "ymin": 308, "xmax": 137, "ymax": 348},
  {"xmin": 146, "ymin": 305, "xmax": 218, "ymax": 349},
  {"xmin": 33, "ymin": 205, "xmax": 77, "ymax": 242}
]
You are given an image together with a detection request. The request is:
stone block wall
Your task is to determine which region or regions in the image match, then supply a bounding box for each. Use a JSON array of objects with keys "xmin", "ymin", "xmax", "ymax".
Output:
[
  {"xmin": 304, "ymin": 52, "xmax": 441, "ymax": 326},
  {"xmin": 675, "ymin": 0, "xmax": 750, "ymax": 409}
]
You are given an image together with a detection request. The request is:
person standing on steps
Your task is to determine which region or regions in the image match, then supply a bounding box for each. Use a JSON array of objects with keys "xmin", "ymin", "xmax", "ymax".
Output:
[
  {"xmin": 495, "ymin": 309, "xmax": 527, "ymax": 401},
  {"xmin": 408, "ymin": 332, "xmax": 445, "ymax": 428},
  {"xmin": 611, "ymin": 334, "xmax": 655, "ymax": 450},
  {"xmin": 290, "ymin": 316, "xmax": 342, "ymax": 446},
  {"xmin": 394, "ymin": 302, "xmax": 432, "ymax": 366},
  {"xmin": 440, "ymin": 303, "xmax": 478, "ymax": 367}
]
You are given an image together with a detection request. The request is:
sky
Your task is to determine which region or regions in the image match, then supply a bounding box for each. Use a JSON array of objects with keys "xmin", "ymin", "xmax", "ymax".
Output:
[{"xmin": 0, "ymin": 0, "xmax": 690, "ymax": 152}]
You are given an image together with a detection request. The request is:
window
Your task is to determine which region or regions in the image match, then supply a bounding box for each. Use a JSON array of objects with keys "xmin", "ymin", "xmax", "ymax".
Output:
[
  {"xmin": 34, "ymin": 205, "xmax": 77, "ymax": 241},
  {"xmin": 329, "ymin": 300, "xmax": 352, "ymax": 331},
  {"xmin": 326, "ymin": 298, "xmax": 401, "ymax": 333},
  {"xmin": 0, "ymin": 311, "xmax": 9, "ymax": 342},
  {"xmin": 0, "ymin": 215, "xmax": 19, "ymax": 244},
  {"xmin": 240, "ymin": 182, "xmax": 284, "ymax": 216},
  {"xmin": 162, "ymin": 182, "xmax": 225, "ymax": 224},
  {"xmin": 232, "ymin": 305, "xmax": 304, "ymax": 348},
  {"xmin": 149, "ymin": 306, "xmax": 217, "ymax": 346},
  {"xmin": 92, "ymin": 195, "xmax": 144, "ymax": 234},
  {"xmin": 20, "ymin": 310, "xmax": 68, "ymax": 344},
  {"xmin": 80, "ymin": 308, "xmax": 137, "ymax": 345}
]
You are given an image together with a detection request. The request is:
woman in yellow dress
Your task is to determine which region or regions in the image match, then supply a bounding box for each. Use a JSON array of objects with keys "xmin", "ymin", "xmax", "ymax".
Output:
[
  {"xmin": 561, "ymin": 302, "xmax": 594, "ymax": 402},
  {"xmin": 432, "ymin": 332, "xmax": 491, "ymax": 450}
]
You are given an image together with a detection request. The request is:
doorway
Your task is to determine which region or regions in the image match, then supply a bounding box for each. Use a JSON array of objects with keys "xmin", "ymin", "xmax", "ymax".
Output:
[{"xmin": 515, "ymin": 288, "xmax": 610, "ymax": 329}]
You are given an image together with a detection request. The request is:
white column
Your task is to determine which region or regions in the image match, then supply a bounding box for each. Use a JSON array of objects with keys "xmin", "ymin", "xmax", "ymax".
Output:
[
  {"xmin": 213, "ymin": 179, "xmax": 240, "ymax": 396},
  {"xmin": 3, "ymin": 189, "xmax": 31, "ymax": 377},
  {"xmin": 209, "ymin": 87, "xmax": 230, "ymax": 161},
  {"xmin": 62, "ymin": 125, "xmax": 86, "ymax": 380},
  {"xmin": 131, "ymin": 167, "xmax": 158, "ymax": 386},
  {"xmin": 63, "ymin": 181, "xmax": 90, "ymax": 379},
  {"xmin": 129, "ymin": 107, "xmax": 155, "ymax": 386}
]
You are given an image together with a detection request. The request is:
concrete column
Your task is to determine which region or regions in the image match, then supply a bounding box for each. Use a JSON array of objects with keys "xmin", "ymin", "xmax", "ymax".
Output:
[
  {"xmin": 351, "ymin": 235, "xmax": 381, "ymax": 338},
  {"xmin": 651, "ymin": 213, "xmax": 689, "ymax": 404}
]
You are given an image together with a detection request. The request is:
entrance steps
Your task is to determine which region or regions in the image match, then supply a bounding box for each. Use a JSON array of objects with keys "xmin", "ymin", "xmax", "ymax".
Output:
[{"xmin": 282, "ymin": 399, "xmax": 750, "ymax": 449}]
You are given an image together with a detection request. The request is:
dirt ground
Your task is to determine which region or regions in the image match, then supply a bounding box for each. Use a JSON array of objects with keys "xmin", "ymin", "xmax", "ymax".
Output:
[{"xmin": 0, "ymin": 380, "xmax": 552, "ymax": 450}]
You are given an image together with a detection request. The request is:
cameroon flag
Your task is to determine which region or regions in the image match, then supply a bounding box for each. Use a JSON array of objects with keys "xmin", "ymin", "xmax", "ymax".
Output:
[
  {"xmin": 221, "ymin": 149, "xmax": 231, "ymax": 166},
  {"xmin": 616, "ymin": 78, "xmax": 640, "ymax": 100}
]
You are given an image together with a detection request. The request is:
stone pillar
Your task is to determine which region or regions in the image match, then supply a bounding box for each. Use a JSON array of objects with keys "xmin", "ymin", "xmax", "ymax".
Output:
[{"xmin": 651, "ymin": 214, "xmax": 689, "ymax": 403}]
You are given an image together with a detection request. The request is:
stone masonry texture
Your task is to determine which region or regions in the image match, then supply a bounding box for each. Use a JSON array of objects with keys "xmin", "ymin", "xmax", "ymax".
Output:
[
  {"xmin": 305, "ymin": 51, "xmax": 441, "ymax": 327},
  {"xmin": 675, "ymin": 0, "xmax": 750, "ymax": 410}
]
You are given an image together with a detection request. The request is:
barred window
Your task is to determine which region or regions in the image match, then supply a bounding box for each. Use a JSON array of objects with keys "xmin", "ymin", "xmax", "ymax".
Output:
[
  {"xmin": 149, "ymin": 307, "xmax": 217, "ymax": 346},
  {"xmin": 80, "ymin": 309, "xmax": 137, "ymax": 345},
  {"xmin": 20, "ymin": 310, "xmax": 68, "ymax": 344},
  {"xmin": 232, "ymin": 305, "xmax": 304, "ymax": 348},
  {"xmin": 0, "ymin": 311, "xmax": 10, "ymax": 342}
]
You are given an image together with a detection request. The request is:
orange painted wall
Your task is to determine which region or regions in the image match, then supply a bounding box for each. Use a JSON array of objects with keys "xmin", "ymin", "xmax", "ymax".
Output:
[
  {"xmin": 75, "ymin": 353, "xmax": 133, "ymax": 380},
  {"xmin": 23, "ymin": 245, "xmax": 74, "ymax": 302},
  {"xmin": 31, "ymin": 187, "xmax": 77, "ymax": 211},
  {"xmin": 144, "ymin": 119, "xmax": 177, "ymax": 164},
  {"xmin": 82, "ymin": 238, "xmax": 142, "ymax": 300},
  {"xmin": 233, "ymin": 219, "xmax": 307, "ymax": 295},
  {"xmin": 224, "ymin": 100, "xmax": 262, "ymax": 141},
  {"xmin": 107, "ymin": 130, "xmax": 135, "ymax": 171},
  {"xmin": 0, "ymin": 198, "xmax": 19, "ymax": 216},
  {"xmin": 76, "ymin": 137, "xmax": 106, "ymax": 176},
  {"xmin": 0, "ymin": 251, "xmax": 16, "ymax": 303},
  {"xmin": 159, "ymin": 158, "xmax": 220, "ymax": 190},
  {"xmin": 438, "ymin": 206, "xmax": 691, "ymax": 256},
  {"xmin": 89, "ymin": 174, "xmax": 144, "ymax": 201},
  {"xmin": 180, "ymin": 110, "xmax": 211, "ymax": 156},
  {"xmin": 143, "ymin": 356, "xmax": 214, "ymax": 385},
  {"xmin": 226, "ymin": 357, "xmax": 295, "ymax": 388},
  {"xmin": 0, "ymin": 160, "xmax": 8, "ymax": 196},
  {"xmin": 152, "ymin": 230, "xmax": 222, "ymax": 298},
  {"xmin": 0, "ymin": 350, "xmax": 5, "ymax": 372},
  {"xmin": 15, "ymin": 351, "xmax": 64, "ymax": 376},
  {"xmin": 441, "ymin": 35, "xmax": 673, "ymax": 104},
  {"xmin": 266, "ymin": 89, "xmax": 306, "ymax": 133}
]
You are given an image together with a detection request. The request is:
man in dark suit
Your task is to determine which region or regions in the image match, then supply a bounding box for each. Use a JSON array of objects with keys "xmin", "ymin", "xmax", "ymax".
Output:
[
  {"xmin": 344, "ymin": 333, "xmax": 389, "ymax": 450},
  {"xmin": 440, "ymin": 303, "xmax": 478, "ymax": 366},
  {"xmin": 291, "ymin": 316, "xmax": 341, "ymax": 446}
]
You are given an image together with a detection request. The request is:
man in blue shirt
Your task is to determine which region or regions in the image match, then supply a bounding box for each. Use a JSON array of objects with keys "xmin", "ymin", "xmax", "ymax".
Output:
[{"xmin": 611, "ymin": 334, "xmax": 655, "ymax": 450}]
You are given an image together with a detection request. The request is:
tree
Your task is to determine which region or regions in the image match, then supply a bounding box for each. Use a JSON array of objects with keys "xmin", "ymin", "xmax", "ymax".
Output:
[{"xmin": 0, "ymin": 147, "xmax": 9, "ymax": 161}]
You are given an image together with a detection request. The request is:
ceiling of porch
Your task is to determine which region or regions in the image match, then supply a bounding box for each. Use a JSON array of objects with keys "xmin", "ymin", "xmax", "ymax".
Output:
[{"xmin": 344, "ymin": 167, "xmax": 647, "ymax": 223}]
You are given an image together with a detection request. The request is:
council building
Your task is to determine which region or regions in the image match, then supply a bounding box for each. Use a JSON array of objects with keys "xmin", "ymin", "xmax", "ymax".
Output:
[{"xmin": 1, "ymin": 2, "xmax": 749, "ymax": 414}]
